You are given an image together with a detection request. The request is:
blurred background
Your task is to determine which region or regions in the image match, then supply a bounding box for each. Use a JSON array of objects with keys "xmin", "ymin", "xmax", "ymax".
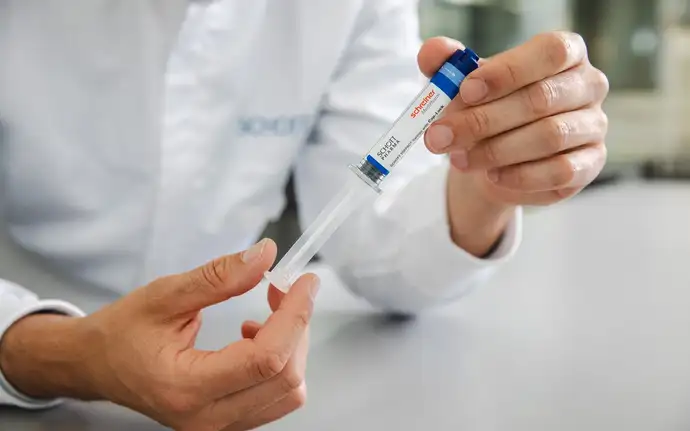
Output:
[{"xmin": 266, "ymin": 0, "xmax": 690, "ymax": 257}]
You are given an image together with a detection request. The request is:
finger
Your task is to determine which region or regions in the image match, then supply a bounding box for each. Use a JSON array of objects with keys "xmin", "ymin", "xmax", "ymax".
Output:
[
  {"xmin": 205, "ymin": 375, "xmax": 304, "ymax": 427},
  {"xmin": 489, "ymin": 186, "xmax": 585, "ymax": 207},
  {"xmin": 526, "ymin": 186, "xmax": 584, "ymax": 205},
  {"xmin": 417, "ymin": 37, "xmax": 482, "ymax": 113},
  {"xmin": 145, "ymin": 239, "xmax": 277, "ymax": 318},
  {"xmin": 417, "ymin": 36, "xmax": 466, "ymax": 78},
  {"xmin": 428, "ymin": 64, "xmax": 606, "ymax": 153},
  {"xmin": 459, "ymin": 31, "xmax": 588, "ymax": 106},
  {"xmin": 251, "ymin": 273, "xmax": 318, "ymax": 369},
  {"xmin": 241, "ymin": 321, "xmax": 263, "ymax": 339},
  {"xmin": 222, "ymin": 384, "xmax": 307, "ymax": 431},
  {"xmin": 267, "ymin": 285, "xmax": 285, "ymax": 312},
  {"xmin": 460, "ymin": 107, "xmax": 608, "ymax": 171},
  {"xmin": 190, "ymin": 274, "xmax": 319, "ymax": 398},
  {"xmin": 209, "ymin": 330, "xmax": 310, "ymax": 428},
  {"xmin": 487, "ymin": 143, "xmax": 607, "ymax": 192}
]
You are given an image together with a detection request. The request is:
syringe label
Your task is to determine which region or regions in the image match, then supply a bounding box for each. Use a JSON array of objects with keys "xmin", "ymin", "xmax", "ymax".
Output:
[
  {"xmin": 432, "ymin": 63, "xmax": 466, "ymax": 99},
  {"xmin": 365, "ymin": 60, "xmax": 467, "ymax": 174}
]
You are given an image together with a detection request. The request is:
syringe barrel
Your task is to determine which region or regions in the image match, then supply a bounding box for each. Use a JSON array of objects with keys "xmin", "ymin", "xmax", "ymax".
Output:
[
  {"xmin": 264, "ymin": 48, "xmax": 481, "ymax": 292},
  {"xmin": 355, "ymin": 48, "xmax": 480, "ymax": 188}
]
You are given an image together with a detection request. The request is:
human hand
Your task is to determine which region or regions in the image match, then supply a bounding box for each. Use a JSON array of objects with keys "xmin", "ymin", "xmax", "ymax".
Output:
[
  {"xmin": 418, "ymin": 32, "xmax": 609, "ymax": 255},
  {"xmin": 423, "ymin": 31, "xmax": 609, "ymax": 204},
  {"xmin": 0, "ymin": 239, "xmax": 319, "ymax": 431}
]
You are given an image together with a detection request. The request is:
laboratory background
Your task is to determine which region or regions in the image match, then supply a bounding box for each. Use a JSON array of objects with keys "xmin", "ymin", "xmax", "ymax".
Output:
[{"xmin": 2, "ymin": 1, "xmax": 690, "ymax": 430}]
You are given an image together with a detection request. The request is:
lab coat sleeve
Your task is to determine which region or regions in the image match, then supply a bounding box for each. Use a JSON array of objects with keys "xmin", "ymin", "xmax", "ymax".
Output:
[
  {"xmin": 0, "ymin": 278, "xmax": 85, "ymax": 409},
  {"xmin": 293, "ymin": 0, "xmax": 522, "ymax": 313}
]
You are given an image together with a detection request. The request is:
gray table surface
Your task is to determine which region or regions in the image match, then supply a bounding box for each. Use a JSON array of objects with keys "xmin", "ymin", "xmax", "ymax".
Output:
[{"xmin": 1, "ymin": 181, "xmax": 690, "ymax": 431}]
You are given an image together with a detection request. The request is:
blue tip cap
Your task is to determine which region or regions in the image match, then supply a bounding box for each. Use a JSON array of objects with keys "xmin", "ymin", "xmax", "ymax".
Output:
[{"xmin": 448, "ymin": 47, "xmax": 480, "ymax": 76}]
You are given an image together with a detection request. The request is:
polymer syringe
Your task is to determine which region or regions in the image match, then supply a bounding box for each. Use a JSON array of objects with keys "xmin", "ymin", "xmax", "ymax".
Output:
[{"xmin": 264, "ymin": 48, "xmax": 481, "ymax": 292}]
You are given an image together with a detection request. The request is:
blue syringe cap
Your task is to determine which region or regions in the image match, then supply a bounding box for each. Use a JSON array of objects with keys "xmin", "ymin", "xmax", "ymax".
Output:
[{"xmin": 448, "ymin": 47, "xmax": 480, "ymax": 76}]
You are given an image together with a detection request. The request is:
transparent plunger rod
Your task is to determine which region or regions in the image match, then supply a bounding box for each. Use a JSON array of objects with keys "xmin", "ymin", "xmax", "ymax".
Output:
[{"xmin": 264, "ymin": 172, "xmax": 378, "ymax": 292}]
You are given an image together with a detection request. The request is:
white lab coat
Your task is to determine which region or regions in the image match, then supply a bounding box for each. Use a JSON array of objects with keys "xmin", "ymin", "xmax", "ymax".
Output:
[{"xmin": 0, "ymin": 0, "xmax": 521, "ymax": 408}]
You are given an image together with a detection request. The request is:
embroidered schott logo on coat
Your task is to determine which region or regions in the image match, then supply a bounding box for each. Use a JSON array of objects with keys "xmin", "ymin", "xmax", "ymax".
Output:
[{"xmin": 237, "ymin": 115, "xmax": 313, "ymax": 137}]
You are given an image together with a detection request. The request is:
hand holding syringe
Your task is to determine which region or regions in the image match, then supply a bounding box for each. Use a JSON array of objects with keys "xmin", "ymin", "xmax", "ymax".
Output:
[{"xmin": 265, "ymin": 48, "xmax": 480, "ymax": 292}]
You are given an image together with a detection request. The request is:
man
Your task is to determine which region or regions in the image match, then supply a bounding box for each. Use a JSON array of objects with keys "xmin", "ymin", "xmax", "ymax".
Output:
[{"xmin": 0, "ymin": 1, "xmax": 609, "ymax": 430}]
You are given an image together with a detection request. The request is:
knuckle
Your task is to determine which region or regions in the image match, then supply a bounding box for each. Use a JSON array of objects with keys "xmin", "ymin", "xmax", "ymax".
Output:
[
  {"xmin": 595, "ymin": 67, "xmax": 609, "ymax": 89},
  {"xmin": 593, "ymin": 68, "xmax": 610, "ymax": 96},
  {"xmin": 542, "ymin": 32, "xmax": 573, "ymax": 70},
  {"xmin": 156, "ymin": 391, "xmax": 199, "ymax": 415},
  {"xmin": 464, "ymin": 109, "xmax": 491, "ymax": 139},
  {"xmin": 598, "ymin": 109, "xmax": 609, "ymax": 134},
  {"xmin": 597, "ymin": 143, "xmax": 608, "ymax": 164},
  {"xmin": 286, "ymin": 385, "xmax": 308, "ymax": 411},
  {"xmin": 483, "ymin": 140, "xmax": 499, "ymax": 165},
  {"xmin": 526, "ymin": 80, "xmax": 557, "ymax": 115},
  {"xmin": 252, "ymin": 349, "xmax": 288, "ymax": 382},
  {"xmin": 200, "ymin": 257, "xmax": 229, "ymax": 290},
  {"xmin": 294, "ymin": 307, "xmax": 311, "ymax": 329},
  {"xmin": 544, "ymin": 118, "xmax": 571, "ymax": 153},
  {"xmin": 552, "ymin": 155, "xmax": 576, "ymax": 187},
  {"xmin": 279, "ymin": 367, "xmax": 305, "ymax": 393}
]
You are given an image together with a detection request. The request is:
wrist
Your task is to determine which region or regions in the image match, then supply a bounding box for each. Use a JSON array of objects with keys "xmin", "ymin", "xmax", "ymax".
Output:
[
  {"xmin": 446, "ymin": 169, "xmax": 515, "ymax": 257},
  {"xmin": 0, "ymin": 313, "xmax": 100, "ymax": 401}
]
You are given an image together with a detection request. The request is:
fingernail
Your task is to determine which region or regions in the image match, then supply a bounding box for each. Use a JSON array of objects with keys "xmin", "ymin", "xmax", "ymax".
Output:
[
  {"xmin": 487, "ymin": 170, "xmax": 500, "ymax": 183},
  {"xmin": 427, "ymin": 125, "xmax": 454, "ymax": 153},
  {"xmin": 241, "ymin": 239, "xmax": 267, "ymax": 263},
  {"xmin": 461, "ymin": 78, "xmax": 488, "ymax": 104},
  {"xmin": 450, "ymin": 150, "xmax": 469, "ymax": 170}
]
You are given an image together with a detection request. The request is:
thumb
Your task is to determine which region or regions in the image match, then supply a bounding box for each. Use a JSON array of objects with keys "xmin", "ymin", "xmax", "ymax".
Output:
[
  {"xmin": 146, "ymin": 238, "xmax": 277, "ymax": 318},
  {"xmin": 417, "ymin": 36, "xmax": 465, "ymax": 78}
]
